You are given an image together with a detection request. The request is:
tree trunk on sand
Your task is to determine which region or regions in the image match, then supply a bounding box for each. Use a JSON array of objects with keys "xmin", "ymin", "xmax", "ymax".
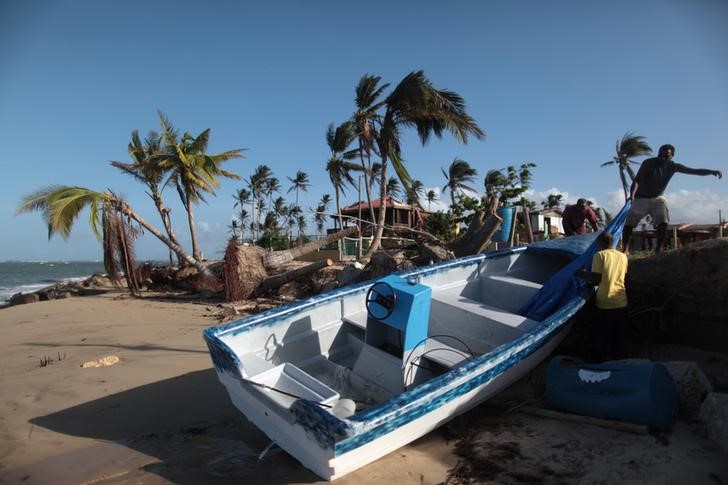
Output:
[
  {"xmin": 116, "ymin": 201, "xmax": 212, "ymax": 278},
  {"xmin": 263, "ymin": 225, "xmax": 358, "ymax": 270},
  {"xmin": 224, "ymin": 240, "xmax": 268, "ymax": 301},
  {"xmin": 257, "ymin": 259, "xmax": 333, "ymax": 293},
  {"xmin": 364, "ymin": 159, "xmax": 388, "ymax": 259}
]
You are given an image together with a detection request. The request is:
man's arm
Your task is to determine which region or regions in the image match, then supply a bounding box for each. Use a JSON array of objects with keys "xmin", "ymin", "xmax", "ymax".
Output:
[
  {"xmin": 576, "ymin": 269, "xmax": 601, "ymax": 285},
  {"xmin": 629, "ymin": 160, "xmax": 650, "ymax": 201},
  {"xmin": 674, "ymin": 163, "xmax": 722, "ymax": 179},
  {"xmin": 586, "ymin": 207, "xmax": 599, "ymax": 231}
]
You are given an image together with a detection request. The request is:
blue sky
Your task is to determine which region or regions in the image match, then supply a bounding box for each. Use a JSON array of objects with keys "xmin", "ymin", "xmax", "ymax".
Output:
[{"xmin": 1, "ymin": 0, "xmax": 726, "ymax": 261}]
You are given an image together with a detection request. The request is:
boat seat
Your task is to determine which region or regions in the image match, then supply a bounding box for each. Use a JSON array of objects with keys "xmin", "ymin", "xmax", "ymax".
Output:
[
  {"xmin": 429, "ymin": 291, "xmax": 541, "ymax": 349},
  {"xmin": 472, "ymin": 274, "xmax": 543, "ymax": 314}
]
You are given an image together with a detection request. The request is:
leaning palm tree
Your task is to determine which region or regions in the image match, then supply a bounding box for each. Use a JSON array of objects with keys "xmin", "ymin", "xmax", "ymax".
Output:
[
  {"xmin": 157, "ymin": 112, "xmax": 244, "ymax": 261},
  {"xmin": 110, "ymin": 129, "xmax": 184, "ymax": 266},
  {"xmin": 601, "ymin": 132, "xmax": 652, "ymax": 201},
  {"xmin": 386, "ymin": 177, "xmax": 402, "ymax": 200},
  {"xmin": 352, "ymin": 74, "xmax": 389, "ymax": 224},
  {"xmin": 408, "ymin": 179, "xmax": 425, "ymax": 207},
  {"xmin": 16, "ymin": 185, "xmax": 211, "ymax": 277},
  {"xmin": 325, "ymin": 121, "xmax": 361, "ymax": 229},
  {"xmin": 365, "ymin": 71, "xmax": 485, "ymax": 257},
  {"xmin": 426, "ymin": 189, "xmax": 439, "ymax": 211},
  {"xmin": 442, "ymin": 158, "xmax": 478, "ymax": 210},
  {"xmin": 287, "ymin": 170, "xmax": 310, "ymax": 207}
]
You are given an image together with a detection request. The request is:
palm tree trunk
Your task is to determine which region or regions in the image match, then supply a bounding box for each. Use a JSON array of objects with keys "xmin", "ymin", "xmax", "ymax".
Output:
[
  {"xmin": 153, "ymin": 196, "xmax": 184, "ymax": 266},
  {"xmin": 619, "ymin": 168, "xmax": 629, "ymax": 202},
  {"xmin": 187, "ymin": 204, "xmax": 202, "ymax": 261},
  {"xmin": 364, "ymin": 159, "xmax": 388, "ymax": 258},
  {"xmin": 262, "ymin": 226, "xmax": 358, "ymax": 270},
  {"xmin": 116, "ymin": 201, "xmax": 212, "ymax": 277},
  {"xmin": 359, "ymin": 142, "xmax": 376, "ymax": 224},
  {"xmin": 335, "ymin": 188, "xmax": 343, "ymax": 230}
]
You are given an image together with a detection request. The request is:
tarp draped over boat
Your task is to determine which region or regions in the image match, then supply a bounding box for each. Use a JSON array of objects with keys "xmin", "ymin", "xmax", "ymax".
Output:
[{"xmin": 518, "ymin": 202, "xmax": 632, "ymax": 321}]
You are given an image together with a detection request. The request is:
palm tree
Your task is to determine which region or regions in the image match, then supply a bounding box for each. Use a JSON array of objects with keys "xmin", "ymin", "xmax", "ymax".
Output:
[
  {"xmin": 365, "ymin": 71, "xmax": 485, "ymax": 257},
  {"xmin": 110, "ymin": 129, "xmax": 184, "ymax": 266},
  {"xmin": 237, "ymin": 208, "xmax": 249, "ymax": 241},
  {"xmin": 407, "ymin": 180, "xmax": 425, "ymax": 207},
  {"xmin": 296, "ymin": 214, "xmax": 307, "ymax": 244},
  {"xmin": 287, "ymin": 170, "xmax": 310, "ymax": 207},
  {"xmin": 247, "ymin": 164, "xmax": 273, "ymax": 241},
  {"xmin": 601, "ymin": 132, "xmax": 652, "ymax": 201},
  {"xmin": 386, "ymin": 177, "xmax": 402, "ymax": 200},
  {"xmin": 541, "ymin": 193, "xmax": 563, "ymax": 210},
  {"xmin": 352, "ymin": 74, "xmax": 389, "ymax": 224},
  {"xmin": 325, "ymin": 121, "xmax": 361, "ymax": 229},
  {"xmin": 441, "ymin": 158, "xmax": 478, "ymax": 210},
  {"xmin": 157, "ymin": 112, "xmax": 244, "ymax": 260},
  {"xmin": 426, "ymin": 189, "xmax": 439, "ymax": 211},
  {"xmin": 313, "ymin": 194, "xmax": 332, "ymax": 237},
  {"xmin": 265, "ymin": 176, "xmax": 281, "ymax": 213},
  {"xmin": 16, "ymin": 185, "xmax": 210, "ymax": 277}
]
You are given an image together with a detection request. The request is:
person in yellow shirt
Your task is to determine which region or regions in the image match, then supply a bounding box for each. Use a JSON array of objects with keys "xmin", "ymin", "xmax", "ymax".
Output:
[{"xmin": 577, "ymin": 231, "xmax": 628, "ymax": 362}]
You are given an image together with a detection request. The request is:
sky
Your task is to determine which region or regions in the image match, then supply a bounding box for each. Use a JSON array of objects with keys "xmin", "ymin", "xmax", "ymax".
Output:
[{"xmin": 1, "ymin": 0, "xmax": 726, "ymax": 261}]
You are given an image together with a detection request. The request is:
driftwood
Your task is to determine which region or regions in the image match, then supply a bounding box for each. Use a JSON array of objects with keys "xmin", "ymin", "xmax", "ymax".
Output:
[
  {"xmin": 519, "ymin": 406, "xmax": 649, "ymax": 435},
  {"xmin": 263, "ymin": 226, "xmax": 358, "ymax": 270},
  {"xmin": 257, "ymin": 259, "xmax": 333, "ymax": 293}
]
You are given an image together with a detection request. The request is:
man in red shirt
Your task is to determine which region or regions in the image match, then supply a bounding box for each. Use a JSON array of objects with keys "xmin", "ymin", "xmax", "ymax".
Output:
[{"xmin": 561, "ymin": 198, "xmax": 599, "ymax": 236}]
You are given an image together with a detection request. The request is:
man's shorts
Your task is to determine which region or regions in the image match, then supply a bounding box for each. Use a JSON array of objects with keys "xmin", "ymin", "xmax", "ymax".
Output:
[{"xmin": 626, "ymin": 196, "xmax": 669, "ymax": 226}]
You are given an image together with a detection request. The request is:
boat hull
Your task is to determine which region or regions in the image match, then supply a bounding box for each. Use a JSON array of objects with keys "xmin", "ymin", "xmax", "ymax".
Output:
[{"xmin": 204, "ymin": 245, "xmax": 589, "ymax": 480}]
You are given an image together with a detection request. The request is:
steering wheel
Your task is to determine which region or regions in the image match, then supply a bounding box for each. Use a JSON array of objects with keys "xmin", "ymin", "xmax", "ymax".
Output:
[{"xmin": 365, "ymin": 282, "xmax": 397, "ymax": 320}]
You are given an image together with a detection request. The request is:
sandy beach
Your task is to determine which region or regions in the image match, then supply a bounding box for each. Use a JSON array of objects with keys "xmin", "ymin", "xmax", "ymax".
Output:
[{"xmin": 1, "ymin": 291, "xmax": 726, "ymax": 484}]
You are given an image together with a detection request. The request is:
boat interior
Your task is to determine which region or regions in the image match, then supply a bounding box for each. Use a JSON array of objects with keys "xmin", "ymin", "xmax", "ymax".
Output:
[{"xmin": 226, "ymin": 250, "xmax": 571, "ymax": 414}]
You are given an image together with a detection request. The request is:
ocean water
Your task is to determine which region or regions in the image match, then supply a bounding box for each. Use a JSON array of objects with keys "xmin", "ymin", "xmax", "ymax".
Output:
[{"xmin": 0, "ymin": 261, "xmax": 106, "ymax": 305}]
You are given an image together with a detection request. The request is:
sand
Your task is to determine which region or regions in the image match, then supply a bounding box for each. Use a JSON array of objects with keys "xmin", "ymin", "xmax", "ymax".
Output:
[{"xmin": 0, "ymin": 291, "xmax": 726, "ymax": 484}]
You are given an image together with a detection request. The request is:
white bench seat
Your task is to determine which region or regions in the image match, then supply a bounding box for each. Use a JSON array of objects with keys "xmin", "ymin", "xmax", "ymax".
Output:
[{"xmin": 429, "ymin": 291, "xmax": 541, "ymax": 352}]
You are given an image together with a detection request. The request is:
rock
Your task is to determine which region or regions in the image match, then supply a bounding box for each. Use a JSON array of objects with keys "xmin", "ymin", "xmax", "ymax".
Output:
[
  {"xmin": 86, "ymin": 274, "xmax": 112, "ymax": 287},
  {"xmin": 699, "ymin": 392, "xmax": 728, "ymax": 453},
  {"xmin": 9, "ymin": 293, "xmax": 39, "ymax": 306},
  {"xmin": 662, "ymin": 361, "xmax": 713, "ymax": 418}
]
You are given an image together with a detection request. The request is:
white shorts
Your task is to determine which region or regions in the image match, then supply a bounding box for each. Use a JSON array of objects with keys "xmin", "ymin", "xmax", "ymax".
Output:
[{"xmin": 627, "ymin": 196, "xmax": 669, "ymax": 226}]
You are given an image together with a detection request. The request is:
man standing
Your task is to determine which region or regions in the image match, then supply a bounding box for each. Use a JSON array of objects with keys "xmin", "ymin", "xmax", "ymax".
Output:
[
  {"xmin": 622, "ymin": 144, "xmax": 722, "ymax": 254},
  {"xmin": 561, "ymin": 198, "xmax": 599, "ymax": 236},
  {"xmin": 578, "ymin": 232, "xmax": 628, "ymax": 362}
]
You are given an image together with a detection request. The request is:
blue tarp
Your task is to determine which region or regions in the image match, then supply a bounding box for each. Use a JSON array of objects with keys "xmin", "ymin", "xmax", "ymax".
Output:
[{"xmin": 518, "ymin": 202, "xmax": 632, "ymax": 321}]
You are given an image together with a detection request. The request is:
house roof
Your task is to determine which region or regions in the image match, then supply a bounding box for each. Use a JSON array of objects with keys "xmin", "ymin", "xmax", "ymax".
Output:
[{"xmin": 340, "ymin": 196, "xmax": 424, "ymax": 214}]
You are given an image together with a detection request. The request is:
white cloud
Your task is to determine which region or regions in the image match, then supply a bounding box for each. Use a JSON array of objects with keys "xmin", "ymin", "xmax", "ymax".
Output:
[{"xmin": 665, "ymin": 189, "xmax": 728, "ymax": 224}]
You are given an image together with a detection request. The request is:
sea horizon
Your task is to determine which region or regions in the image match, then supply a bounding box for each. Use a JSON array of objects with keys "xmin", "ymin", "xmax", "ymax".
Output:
[{"xmin": 0, "ymin": 261, "xmax": 107, "ymax": 305}]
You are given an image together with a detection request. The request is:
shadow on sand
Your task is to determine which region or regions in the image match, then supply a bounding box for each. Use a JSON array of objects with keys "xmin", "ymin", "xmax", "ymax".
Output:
[{"xmin": 29, "ymin": 368, "xmax": 323, "ymax": 484}]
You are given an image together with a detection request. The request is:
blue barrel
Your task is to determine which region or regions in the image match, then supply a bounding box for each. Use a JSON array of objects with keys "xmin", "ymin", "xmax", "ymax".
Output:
[
  {"xmin": 491, "ymin": 206, "xmax": 516, "ymax": 243},
  {"xmin": 546, "ymin": 356, "xmax": 678, "ymax": 431}
]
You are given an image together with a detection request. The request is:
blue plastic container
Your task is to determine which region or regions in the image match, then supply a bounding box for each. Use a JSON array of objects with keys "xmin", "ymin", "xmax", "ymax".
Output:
[
  {"xmin": 491, "ymin": 206, "xmax": 516, "ymax": 243},
  {"xmin": 545, "ymin": 356, "xmax": 678, "ymax": 431}
]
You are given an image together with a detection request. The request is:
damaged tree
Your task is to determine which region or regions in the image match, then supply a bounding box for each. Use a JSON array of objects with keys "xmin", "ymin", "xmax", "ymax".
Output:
[{"xmin": 224, "ymin": 226, "xmax": 359, "ymax": 301}]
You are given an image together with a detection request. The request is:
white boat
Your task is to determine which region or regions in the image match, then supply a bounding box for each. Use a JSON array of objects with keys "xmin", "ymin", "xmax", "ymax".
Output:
[{"xmin": 203, "ymin": 235, "xmax": 596, "ymax": 480}]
